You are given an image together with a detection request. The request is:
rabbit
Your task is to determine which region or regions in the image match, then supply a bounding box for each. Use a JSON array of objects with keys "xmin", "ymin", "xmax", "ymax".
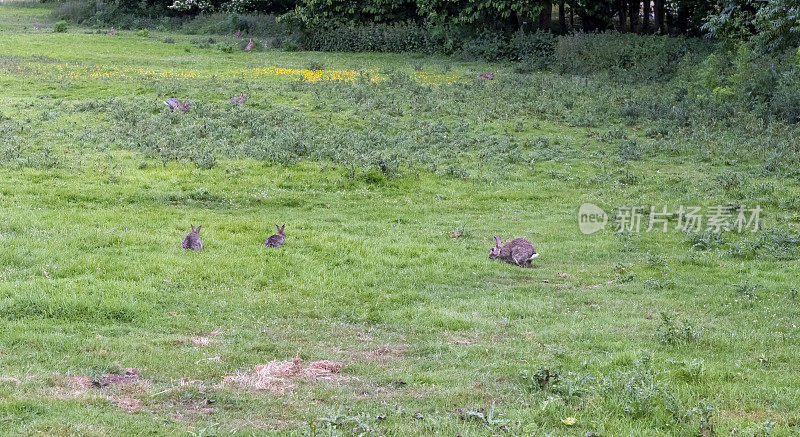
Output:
[
  {"xmin": 229, "ymin": 92, "xmax": 246, "ymax": 106},
  {"xmin": 181, "ymin": 225, "xmax": 203, "ymax": 251},
  {"xmin": 489, "ymin": 236, "xmax": 538, "ymax": 267},
  {"xmin": 165, "ymin": 98, "xmax": 190, "ymax": 112},
  {"xmin": 264, "ymin": 224, "xmax": 286, "ymax": 248}
]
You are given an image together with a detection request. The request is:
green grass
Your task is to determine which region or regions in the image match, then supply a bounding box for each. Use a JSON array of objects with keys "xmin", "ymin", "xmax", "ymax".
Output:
[{"xmin": 1, "ymin": 3, "xmax": 800, "ymax": 436}]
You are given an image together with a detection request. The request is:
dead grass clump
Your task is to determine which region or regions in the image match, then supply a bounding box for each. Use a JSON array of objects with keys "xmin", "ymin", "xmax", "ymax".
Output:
[
  {"xmin": 50, "ymin": 369, "xmax": 149, "ymax": 413},
  {"xmin": 190, "ymin": 337, "xmax": 213, "ymax": 347},
  {"xmin": 221, "ymin": 357, "xmax": 343, "ymax": 394},
  {"xmin": 76, "ymin": 368, "xmax": 140, "ymax": 388}
]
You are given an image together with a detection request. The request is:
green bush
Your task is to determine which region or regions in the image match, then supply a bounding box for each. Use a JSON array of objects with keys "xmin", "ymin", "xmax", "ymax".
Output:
[
  {"xmin": 457, "ymin": 29, "xmax": 509, "ymax": 61},
  {"xmin": 181, "ymin": 12, "xmax": 286, "ymax": 36},
  {"xmin": 137, "ymin": 28, "xmax": 150, "ymax": 37},
  {"xmin": 300, "ymin": 23, "xmax": 438, "ymax": 54},
  {"xmin": 54, "ymin": 20, "xmax": 69, "ymax": 33},
  {"xmin": 511, "ymin": 30, "xmax": 557, "ymax": 71},
  {"xmin": 686, "ymin": 43, "xmax": 800, "ymax": 123},
  {"xmin": 552, "ymin": 32, "xmax": 715, "ymax": 83}
]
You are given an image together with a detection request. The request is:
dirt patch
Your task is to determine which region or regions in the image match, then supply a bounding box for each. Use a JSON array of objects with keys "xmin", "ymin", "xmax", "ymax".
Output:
[
  {"xmin": 583, "ymin": 280, "xmax": 615, "ymax": 289},
  {"xmin": 345, "ymin": 344, "xmax": 406, "ymax": 363},
  {"xmin": 224, "ymin": 418, "xmax": 303, "ymax": 432},
  {"xmin": 71, "ymin": 368, "xmax": 140, "ymax": 388},
  {"xmin": 190, "ymin": 337, "xmax": 214, "ymax": 347},
  {"xmin": 113, "ymin": 396, "xmax": 142, "ymax": 413},
  {"xmin": 444, "ymin": 332, "xmax": 476, "ymax": 345},
  {"xmin": 220, "ymin": 357, "xmax": 344, "ymax": 394},
  {"xmin": 167, "ymin": 399, "xmax": 216, "ymax": 422},
  {"xmin": 49, "ymin": 369, "xmax": 149, "ymax": 413},
  {"xmin": 175, "ymin": 331, "xmax": 222, "ymax": 347},
  {"xmin": 370, "ymin": 344, "xmax": 405, "ymax": 358}
]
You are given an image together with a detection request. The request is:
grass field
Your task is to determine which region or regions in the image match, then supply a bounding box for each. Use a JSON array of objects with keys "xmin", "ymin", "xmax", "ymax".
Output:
[{"xmin": 1, "ymin": 4, "xmax": 800, "ymax": 436}]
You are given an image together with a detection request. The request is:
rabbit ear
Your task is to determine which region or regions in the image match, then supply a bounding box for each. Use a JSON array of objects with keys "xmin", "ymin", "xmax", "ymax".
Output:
[
  {"xmin": 275, "ymin": 224, "xmax": 280, "ymax": 232},
  {"xmin": 280, "ymin": 224, "xmax": 285, "ymax": 233},
  {"xmin": 190, "ymin": 224, "xmax": 195, "ymax": 232},
  {"xmin": 195, "ymin": 225, "xmax": 202, "ymax": 234},
  {"xmin": 494, "ymin": 236, "xmax": 502, "ymax": 246}
]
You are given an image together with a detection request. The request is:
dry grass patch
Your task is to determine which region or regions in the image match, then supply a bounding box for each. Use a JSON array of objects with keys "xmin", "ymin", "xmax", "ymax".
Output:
[
  {"xmin": 220, "ymin": 357, "xmax": 344, "ymax": 394},
  {"xmin": 47, "ymin": 369, "xmax": 150, "ymax": 413}
]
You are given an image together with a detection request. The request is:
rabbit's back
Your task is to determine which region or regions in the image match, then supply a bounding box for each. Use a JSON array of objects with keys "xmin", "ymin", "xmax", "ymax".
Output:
[
  {"xmin": 503, "ymin": 238, "xmax": 536, "ymax": 260},
  {"xmin": 264, "ymin": 234, "xmax": 285, "ymax": 248},
  {"xmin": 182, "ymin": 234, "xmax": 202, "ymax": 250}
]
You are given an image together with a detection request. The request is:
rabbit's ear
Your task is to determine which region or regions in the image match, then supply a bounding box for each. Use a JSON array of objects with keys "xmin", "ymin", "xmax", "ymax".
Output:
[
  {"xmin": 494, "ymin": 236, "xmax": 502, "ymax": 246},
  {"xmin": 280, "ymin": 224, "xmax": 285, "ymax": 233},
  {"xmin": 190, "ymin": 224, "xmax": 195, "ymax": 233},
  {"xmin": 195, "ymin": 225, "xmax": 202, "ymax": 234},
  {"xmin": 275, "ymin": 224, "xmax": 280, "ymax": 232}
]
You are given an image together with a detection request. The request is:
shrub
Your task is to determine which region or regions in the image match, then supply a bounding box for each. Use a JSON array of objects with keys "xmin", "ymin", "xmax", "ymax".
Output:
[
  {"xmin": 300, "ymin": 23, "xmax": 438, "ymax": 54},
  {"xmin": 137, "ymin": 29, "xmax": 150, "ymax": 37},
  {"xmin": 52, "ymin": 1, "xmax": 99, "ymax": 24},
  {"xmin": 511, "ymin": 30, "xmax": 556, "ymax": 71},
  {"xmin": 458, "ymin": 29, "xmax": 509, "ymax": 61},
  {"xmin": 181, "ymin": 12, "xmax": 285, "ymax": 36},
  {"xmin": 54, "ymin": 20, "xmax": 69, "ymax": 33},
  {"xmin": 552, "ymin": 32, "xmax": 714, "ymax": 83}
]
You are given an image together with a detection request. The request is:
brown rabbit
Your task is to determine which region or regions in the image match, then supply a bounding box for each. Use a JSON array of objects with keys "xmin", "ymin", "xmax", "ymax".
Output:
[
  {"xmin": 489, "ymin": 236, "xmax": 538, "ymax": 267},
  {"xmin": 264, "ymin": 224, "xmax": 285, "ymax": 248},
  {"xmin": 181, "ymin": 225, "xmax": 203, "ymax": 251}
]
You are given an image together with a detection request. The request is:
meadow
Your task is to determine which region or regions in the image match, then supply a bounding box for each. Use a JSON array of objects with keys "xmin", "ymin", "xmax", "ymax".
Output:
[{"xmin": 1, "ymin": 3, "xmax": 800, "ymax": 436}]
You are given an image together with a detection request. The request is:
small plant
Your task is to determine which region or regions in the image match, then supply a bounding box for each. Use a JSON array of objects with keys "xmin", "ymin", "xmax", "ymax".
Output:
[
  {"xmin": 685, "ymin": 230, "xmax": 726, "ymax": 251},
  {"xmin": 617, "ymin": 139, "xmax": 642, "ymax": 161},
  {"xmin": 54, "ymin": 21, "xmax": 68, "ymax": 33},
  {"xmin": 523, "ymin": 368, "xmax": 560, "ymax": 391},
  {"xmin": 643, "ymin": 277, "xmax": 663, "ymax": 290},
  {"xmin": 732, "ymin": 281, "xmax": 762, "ymax": 302},
  {"xmin": 657, "ymin": 312, "xmax": 700, "ymax": 345},
  {"xmin": 715, "ymin": 170, "xmax": 746, "ymax": 191},
  {"xmin": 457, "ymin": 404, "xmax": 509, "ymax": 430},
  {"xmin": 137, "ymin": 29, "xmax": 150, "ymax": 38},
  {"xmin": 689, "ymin": 401, "xmax": 715, "ymax": 437}
]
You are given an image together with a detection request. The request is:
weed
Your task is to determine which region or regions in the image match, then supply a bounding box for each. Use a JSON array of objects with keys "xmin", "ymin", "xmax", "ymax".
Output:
[
  {"xmin": 617, "ymin": 140, "xmax": 642, "ymax": 161},
  {"xmin": 715, "ymin": 170, "xmax": 746, "ymax": 191},
  {"xmin": 732, "ymin": 282, "xmax": 763, "ymax": 302},
  {"xmin": 685, "ymin": 231, "xmax": 726, "ymax": 251},
  {"xmin": 657, "ymin": 312, "xmax": 700, "ymax": 345}
]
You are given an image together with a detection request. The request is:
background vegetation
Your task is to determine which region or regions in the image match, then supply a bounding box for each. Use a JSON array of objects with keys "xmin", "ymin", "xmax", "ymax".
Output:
[{"xmin": 1, "ymin": 0, "xmax": 799, "ymax": 435}]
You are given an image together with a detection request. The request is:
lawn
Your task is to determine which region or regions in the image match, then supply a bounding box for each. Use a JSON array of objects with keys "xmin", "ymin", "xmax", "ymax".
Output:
[{"xmin": 1, "ymin": 3, "xmax": 799, "ymax": 436}]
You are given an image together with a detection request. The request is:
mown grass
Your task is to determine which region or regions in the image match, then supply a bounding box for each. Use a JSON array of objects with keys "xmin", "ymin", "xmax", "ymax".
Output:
[{"xmin": 1, "ymin": 3, "xmax": 800, "ymax": 436}]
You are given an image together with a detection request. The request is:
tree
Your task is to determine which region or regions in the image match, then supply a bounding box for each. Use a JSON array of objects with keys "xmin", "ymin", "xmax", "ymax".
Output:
[
  {"xmin": 628, "ymin": 1, "xmax": 640, "ymax": 33},
  {"xmin": 703, "ymin": 0, "xmax": 800, "ymax": 52},
  {"xmin": 654, "ymin": 0, "xmax": 664, "ymax": 32}
]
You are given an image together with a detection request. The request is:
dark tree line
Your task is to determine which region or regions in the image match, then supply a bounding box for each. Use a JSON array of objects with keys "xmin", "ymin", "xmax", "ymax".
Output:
[{"xmin": 280, "ymin": 0, "xmax": 722, "ymax": 36}]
